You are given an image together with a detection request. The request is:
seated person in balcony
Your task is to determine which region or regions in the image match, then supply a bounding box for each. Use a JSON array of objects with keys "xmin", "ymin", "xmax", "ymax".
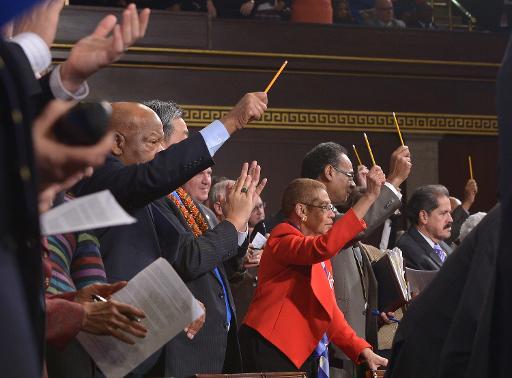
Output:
[
  {"xmin": 407, "ymin": 3, "xmax": 437, "ymax": 29},
  {"xmin": 290, "ymin": 0, "xmax": 333, "ymax": 24},
  {"xmin": 362, "ymin": 0, "xmax": 406, "ymax": 28},
  {"xmin": 333, "ymin": 0, "xmax": 357, "ymax": 24},
  {"xmin": 209, "ymin": 0, "xmax": 258, "ymax": 18}
]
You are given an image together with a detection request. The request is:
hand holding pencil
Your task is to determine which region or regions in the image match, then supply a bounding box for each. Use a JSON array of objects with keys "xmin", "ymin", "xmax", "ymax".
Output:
[{"xmin": 220, "ymin": 92, "xmax": 268, "ymax": 135}]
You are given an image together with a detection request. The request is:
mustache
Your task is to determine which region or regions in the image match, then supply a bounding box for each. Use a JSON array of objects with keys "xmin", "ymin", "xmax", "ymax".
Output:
[{"xmin": 444, "ymin": 223, "xmax": 453, "ymax": 230}]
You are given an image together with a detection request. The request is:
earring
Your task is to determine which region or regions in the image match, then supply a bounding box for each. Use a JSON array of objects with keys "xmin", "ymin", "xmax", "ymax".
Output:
[{"xmin": 301, "ymin": 216, "xmax": 307, "ymax": 222}]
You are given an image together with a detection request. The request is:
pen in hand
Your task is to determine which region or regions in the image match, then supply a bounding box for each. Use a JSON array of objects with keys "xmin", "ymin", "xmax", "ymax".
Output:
[
  {"xmin": 92, "ymin": 294, "xmax": 141, "ymax": 323},
  {"xmin": 371, "ymin": 309, "xmax": 400, "ymax": 323}
]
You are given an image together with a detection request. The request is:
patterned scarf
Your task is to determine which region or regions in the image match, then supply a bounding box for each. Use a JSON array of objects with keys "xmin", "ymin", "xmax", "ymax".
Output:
[{"xmin": 167, "ymin": 187, "xmax": 209, "ymax": 237}]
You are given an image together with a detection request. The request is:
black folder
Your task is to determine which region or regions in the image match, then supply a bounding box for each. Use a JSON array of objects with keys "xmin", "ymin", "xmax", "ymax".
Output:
[{"xmin": 372, "ymin": 254, "xmax": 408, "ymax": 313}]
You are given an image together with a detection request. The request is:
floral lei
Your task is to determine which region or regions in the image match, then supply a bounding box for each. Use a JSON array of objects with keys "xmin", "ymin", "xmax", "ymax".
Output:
[{"xmin": 168, "ymin": 187, "xmax": 209, "ymax": 238}]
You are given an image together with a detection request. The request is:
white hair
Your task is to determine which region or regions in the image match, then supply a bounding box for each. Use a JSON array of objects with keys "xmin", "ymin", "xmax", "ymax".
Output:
[{"xmin": 459, "ymin": 212, "xmax": 487, "ymax": 241}]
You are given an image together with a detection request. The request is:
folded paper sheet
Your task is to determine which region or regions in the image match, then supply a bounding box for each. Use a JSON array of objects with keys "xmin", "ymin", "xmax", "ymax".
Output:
[
  {"xmin": 40, "ymin": 190, "xmax": 136, "ymax": 236},
  {"xmin": 78, "ymin": 258, "xmax": 204, "ymax": 378}
]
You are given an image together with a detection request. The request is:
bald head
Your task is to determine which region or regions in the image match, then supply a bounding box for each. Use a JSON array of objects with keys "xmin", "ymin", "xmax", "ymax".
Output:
[
  {"xmin": 110, "ymin": 102, "xmax": 165, "ymax": 165},
  {"xmin": 375, "ymin": 0, "xmax": 394, "ymax": 23}
]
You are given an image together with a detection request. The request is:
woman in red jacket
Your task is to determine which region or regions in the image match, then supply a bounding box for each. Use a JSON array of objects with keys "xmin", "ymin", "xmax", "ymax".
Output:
[{"xmin": 240, "ymin": 169, "xmax": 389, "ymax": 377}]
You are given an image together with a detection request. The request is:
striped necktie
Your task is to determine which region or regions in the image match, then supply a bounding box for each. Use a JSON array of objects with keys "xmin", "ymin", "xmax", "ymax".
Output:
[
  {"xmin": 315, "ymin": 262, "xmax": 333, "ymax": 378},
  {"xmin": 433, "ymin": 244, "xmax": 447, "ymax": 262}
]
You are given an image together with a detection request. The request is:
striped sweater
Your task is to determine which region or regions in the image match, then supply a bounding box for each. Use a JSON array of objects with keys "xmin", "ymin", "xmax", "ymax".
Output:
[{"xmin": 46, "ymin": 231, "xmax": 106, "ymax": 294}]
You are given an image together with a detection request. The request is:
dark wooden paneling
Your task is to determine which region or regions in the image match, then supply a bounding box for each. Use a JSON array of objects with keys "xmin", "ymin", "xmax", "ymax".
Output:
[
  {"xmin": 57, "ymin": 6, "xmax": 209, "ymax": 48},
  {"xmin": 211, "ymin": 19, "xmax": 507, "ymax": 63},
  {"xmin": 190, "ymin": 127, "xmax": 399, "ymax": 215},
  {"xmin": 80, "ymin": 64, "xmax": 497, "ymax": 115},
  {"xmin": 54, "ymin": 6, "xmax": 503, "ymax": 210}
]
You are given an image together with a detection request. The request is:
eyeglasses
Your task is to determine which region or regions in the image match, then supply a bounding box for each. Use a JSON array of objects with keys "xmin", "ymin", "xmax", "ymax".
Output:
[
  {"xmin": 252, "ymin": 202, "xmax": 266, "ymax": 212},
  {"xmin": 302, "ymin": 203, "xmax": 336, "ymax": 212},
  {"xmin": 331, "ymin": 165, "xmax": 355, "ymax": 180}
]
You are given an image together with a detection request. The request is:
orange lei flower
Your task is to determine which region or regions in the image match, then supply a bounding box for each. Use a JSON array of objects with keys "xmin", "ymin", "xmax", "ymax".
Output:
[{"xmin": 168, "ymin": 187, "xmax": 209, "ymax": 238}]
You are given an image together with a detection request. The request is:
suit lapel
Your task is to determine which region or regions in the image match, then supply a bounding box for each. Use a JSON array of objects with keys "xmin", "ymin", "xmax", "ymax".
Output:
[
  {"xmin": 311, "ymin": 261, "xmax": 335, "ymax": 318},
  {"xmin": 409, "ymin": 227, "xmax": 443, "ymax": 268},
  {"xmin": 166, "ymin": 197, "xmax": 223, "ymax": 285}
]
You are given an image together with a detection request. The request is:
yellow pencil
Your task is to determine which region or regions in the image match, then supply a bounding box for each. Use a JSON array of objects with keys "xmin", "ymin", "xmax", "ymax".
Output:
[
  {"xmin": 468, "ymin": 156, "xmax": 474, "ymax": 180},
  {"xmin": 363, "ymin": 133, "xmax": 377, "ymax": 166},
  {"xmin": 264, "ymin": 60, "xmax": 288, "ymax": 94},
  {"xmin": 393, "ymin": 112, "xmax": 405, "ymax": 146},
  {"xmin": 352, "ymin": 144, "xmax": 363, "ymax": 166}
]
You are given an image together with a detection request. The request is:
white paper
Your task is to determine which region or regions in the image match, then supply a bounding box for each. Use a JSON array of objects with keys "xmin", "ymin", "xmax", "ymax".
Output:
[
  {"xmin": 40, "ymin": 190, "xmax": 136, "ymax": 236},
  {"xmin": 251, "ymin": 232, "xmax": 268, "ymax": 249},
  {"xmin": 77, "ymin": 258, "xmax": 204, "ymax": 378},
  {"xmin": 386, "ymin": 247, "xmax": 411, "ymax": 301}
]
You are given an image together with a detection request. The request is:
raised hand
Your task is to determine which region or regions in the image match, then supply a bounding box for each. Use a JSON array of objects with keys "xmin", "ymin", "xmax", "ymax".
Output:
[
  {"xmin": 462, "ymin": 179, "xmax": 478, "ymax": 210},
  {"xmin": 365, "ymin": 165, "xmax": 386, "ymax": 200},
  {"xmin": 13, "ymin": 0, "xmax": 65, "ymax": 48},
  {"xmin": 224, "ymin": 161, "xmax": 267, "ymax": 231},
  {"xmin": 356, "ymin": 164, "xmax": 369, "ymax": 188},
  {"xmin": 220, "ymin": 93, "xmax": 268, "ymax": 135},
  {"xmin": 352, "ymin": 165, "xmax": 385, "ymax": 220},
  {"xmin": 60, "ymin": 4, "xmax": 150, "ymax": 93},
  {"xmin": 387, "ymin": 145, "xmax": 412, "ymax": 188}
]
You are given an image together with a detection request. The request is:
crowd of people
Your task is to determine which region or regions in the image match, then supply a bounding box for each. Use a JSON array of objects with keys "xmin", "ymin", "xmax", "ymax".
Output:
[
  {"xmin": 67, "ymin": 0, "xmax": 512, "ymax": 31},
  {"xmin": 1, "ymin": 0, "xmax": 509, "ymax": 378},
  {"xmin": 67, "ymin": 0, "xmax": 440, "ymax": 29}
]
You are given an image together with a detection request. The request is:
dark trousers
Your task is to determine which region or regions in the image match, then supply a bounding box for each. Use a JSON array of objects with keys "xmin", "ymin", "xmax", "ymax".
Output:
[
  {"xmin": 46, "ymin": 340, "xmax": 94, "ymax": 378},
  {"xmin": 239, "ymin": 324, "xmax": 319, "ymax": 377}
]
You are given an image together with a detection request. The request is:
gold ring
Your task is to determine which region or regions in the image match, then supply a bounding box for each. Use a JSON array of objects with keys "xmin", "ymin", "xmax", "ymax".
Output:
[{"xmin": 241, "ymin": 187, "xmax": 248, "ymax": 193}]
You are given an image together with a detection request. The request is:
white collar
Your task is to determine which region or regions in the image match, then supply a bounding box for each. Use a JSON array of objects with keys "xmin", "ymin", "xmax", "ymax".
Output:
[{"xmin": 416, "ymin": 227, "xmax": 437, "ymax": 249}]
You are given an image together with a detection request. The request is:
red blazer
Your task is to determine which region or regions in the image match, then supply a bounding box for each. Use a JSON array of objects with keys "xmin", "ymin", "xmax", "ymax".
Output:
[{"xmin": 243, "ymin": 209, "xmax": 371, "ymax": 368}]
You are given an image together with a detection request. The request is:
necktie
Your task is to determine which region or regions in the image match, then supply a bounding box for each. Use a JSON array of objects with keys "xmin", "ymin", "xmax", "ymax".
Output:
[
  {"xmin": 315, "ymin": 262, "xmax": 332, "ymax": 378},
  {"xmin": 433, "ymin": 244, "xmax": 447, "ymax": 262}
]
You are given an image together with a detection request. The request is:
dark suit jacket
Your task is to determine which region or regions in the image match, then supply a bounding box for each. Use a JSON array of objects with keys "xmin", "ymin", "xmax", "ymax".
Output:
[
  {"xmin": 152, "ymin": 197, "xmax": 245, "ymax": 376},
  {"xmin": 0, "ymin": 39, "xmax": 54, "ymax": 377},
  {"xmin": 385, "ymin": 205, "xmax": 500, "ymax": 378},
  {"xmin": 396, "ymin": 226, "xmax": 453, "ymax": 270},
  {"xmin": 330, "ymin": 184, "xmax": 401, "ymax": 366},
  {"xmin": 72, "ymin": 133, "xmax": 213, "ymax": 374},
  {"xmin": 478, "ymin": 33, "xmax": 512, "ymax": 377}
]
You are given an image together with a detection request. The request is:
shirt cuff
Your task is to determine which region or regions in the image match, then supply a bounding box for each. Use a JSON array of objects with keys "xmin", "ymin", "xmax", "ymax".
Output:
[
  {"xmin": 11, "ymin": 32, "xmax": 51, "ymax": 76},
  {"xmin": 49, "ymin": 65, "xmax": 90, "ymax": 101},
  {"xmin": 237, "ymin": 224, "xmax": 248, "ymax": 246},
  {"xmin": 199, "ymin": 119, "xmax": 230, "ymax": 157},
  {"xmin": 384, "ymin": 182, "xmax": 402, "ymax": 200}
]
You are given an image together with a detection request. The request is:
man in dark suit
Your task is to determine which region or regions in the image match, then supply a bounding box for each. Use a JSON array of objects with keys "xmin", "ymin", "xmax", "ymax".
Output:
[
  {"xmin": 152, "ymin": 167, "xmax": 259, "ymax": 376},
  {"xmin": 1, "ymin": 5, "xmax": 155, "ymax": 378},
  {"xmin": 397, "ymin": 185, "xmax": 454, "ymax": 270},
  {"xmin": 385, "ymin": 205, "xmax": 499, "ymax": 378},
  {"xmin": 73, "ymin": 98, "xmax": 266, "ymax": 375},
  {"xmin": 138, "ymin": 100, "xmax": 258, "ymax": 376},
  {"xmin": 300, "ymin": 142, "xmax": 412, "ymax": 378}
]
